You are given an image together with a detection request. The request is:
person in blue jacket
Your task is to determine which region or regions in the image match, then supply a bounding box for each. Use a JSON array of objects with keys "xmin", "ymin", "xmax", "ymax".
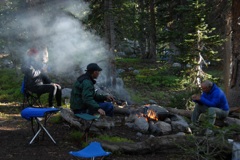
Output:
[{"xmin": 191, "ymin": 80, "xmax": 229, "ymax": 125}]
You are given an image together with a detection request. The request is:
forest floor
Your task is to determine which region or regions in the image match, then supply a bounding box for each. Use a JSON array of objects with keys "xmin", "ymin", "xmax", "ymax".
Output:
[
  {"xmin": 0, "ymin": 104, "xmax": 184, "ymax": 160},
  {"xmin": 0, "ymin": 60, "xmax": 227, "ymax": 159}
]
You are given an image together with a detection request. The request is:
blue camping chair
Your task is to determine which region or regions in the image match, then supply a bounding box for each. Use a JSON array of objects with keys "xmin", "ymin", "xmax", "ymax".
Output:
[
  {"xmin": 21, "ymin": 107, "xmax": 60, "ymax": 144},
  {"xmin": 69, "ymin": 141, "xmax": 111, "ymax": 160},
  {"xmin": 21, "ymin": 78, "xmax": 42, "ymax": 108}
]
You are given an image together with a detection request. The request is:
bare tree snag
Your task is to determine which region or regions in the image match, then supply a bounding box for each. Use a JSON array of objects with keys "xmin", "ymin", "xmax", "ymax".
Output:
[{"xmin": 228, "ymin": 0, "xmax": 240, "ymax": 107}]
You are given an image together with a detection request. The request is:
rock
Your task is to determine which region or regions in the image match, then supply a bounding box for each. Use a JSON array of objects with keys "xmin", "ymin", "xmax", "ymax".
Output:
[
  {"xmin": 172, "ymin": 63, "xmax": 181, "ymax": 67},
  {"xmin": 134, "ymin": 117, "xmax": 149, "ymax": 132},
  {"xmin": 62, "ymin": 88, "xmax": 72, "ymax": 98}
]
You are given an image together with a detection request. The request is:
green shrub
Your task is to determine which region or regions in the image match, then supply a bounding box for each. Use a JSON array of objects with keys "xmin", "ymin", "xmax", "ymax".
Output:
[
  {"xmin": 135, "ymin": 72, "xmax": 181, "ymax": 88},
  {"xmin": 167, "ymin": 91, "xmax": 193, "ymax": 109},
  {"xmin": 0, "ymin": 69, "xmax": 23, "ymax": 102}
]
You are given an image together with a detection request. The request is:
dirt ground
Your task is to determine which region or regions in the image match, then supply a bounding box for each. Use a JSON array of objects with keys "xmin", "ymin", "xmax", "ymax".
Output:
[{"xmin": 0, "ymin": 104, "xmax": 179, "ymax": 160}]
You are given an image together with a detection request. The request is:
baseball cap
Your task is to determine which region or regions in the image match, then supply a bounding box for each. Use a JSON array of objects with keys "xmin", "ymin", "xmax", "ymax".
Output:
[
  {"xmin": 86, "ymin": 63, "xmax": 102, "ymax": 71},
  {"xmin": 27, "ymin": 48, "xmax": 38, "ymax": 56}
]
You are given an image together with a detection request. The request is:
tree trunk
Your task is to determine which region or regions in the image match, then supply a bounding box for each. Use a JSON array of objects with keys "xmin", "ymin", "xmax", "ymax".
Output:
[
  {"xmin": 228, "ymin": 0, "xmax": 240, "ymax": 108},
  {"xmin": 165, "ymin": 107, "xmax": 192, "ymax": 118},
  {"xmin": 224, "ymin": 10, "xmax": 232, "ymax": 97},
  {"xmin": 104, "ymin": 0, "xmax": 117, "ymax": 87},
  {"xmin": 149, "ymin": 0, "xmax": 157, "ymax": 60},
  {"xmin": 138, "ymin": 0, "xmax": 146, "ymax": 55},
  {"xmin": 142, "ymin": 0, "xmax": 157, "ymax": 60}
]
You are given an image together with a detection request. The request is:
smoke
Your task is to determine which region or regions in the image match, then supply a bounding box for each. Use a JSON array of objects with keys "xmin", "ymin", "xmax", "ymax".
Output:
[
  {"xmin": 5, "ymin": 0, "xmax": 109, "ymax": 78},
  {"xmin": 1, "ymin": 0, "xmax": 132, "ymax": 103}
]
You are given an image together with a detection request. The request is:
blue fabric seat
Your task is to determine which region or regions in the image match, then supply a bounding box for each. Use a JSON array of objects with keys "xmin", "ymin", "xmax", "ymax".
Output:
[
  {"xmin": 21, "ymin": 107, "xmax": 60, "ymax": 144},
  {"xmin": 69, "ymin": 141, "xmax": 111, "ymax": 160},
  {"xmin": 21, "ymin": 107, "xmax": 59, "ymax": 120}
]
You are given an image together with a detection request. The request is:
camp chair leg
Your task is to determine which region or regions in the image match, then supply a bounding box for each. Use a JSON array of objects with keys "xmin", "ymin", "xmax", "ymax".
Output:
[
  {"xmin": 81, "ymin": 120, "xmax": 94, "ymax": 142},
  {"xmin": 29, "ymin": 117, "xmax": 56, "ymax": 144},
  {"xmin": 29, "ymin": 125, "xmax": 42, "ymax": 144},
  {"xmin": 74, "ymin": 114, "xmax": 99, "ymax": 143}
]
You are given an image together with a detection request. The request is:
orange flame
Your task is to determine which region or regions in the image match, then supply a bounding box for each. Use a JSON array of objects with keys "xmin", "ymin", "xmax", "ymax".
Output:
[
  {"xmin": 136, "ymin": 109, "xmax": 158, "ymax": 121},
  {"xmin": 147, "ymin": 110, "xmax": 158, "ymax": 121}
]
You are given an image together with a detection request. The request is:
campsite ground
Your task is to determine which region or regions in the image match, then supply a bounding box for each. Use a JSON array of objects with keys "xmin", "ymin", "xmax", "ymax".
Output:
[
  {"xmin": 0, "ymin": 104, "xmax": 181, "ymax": 160},
  {"xmin": 0, "ymin": 59, "xmax": 227, "ymax": 159}
]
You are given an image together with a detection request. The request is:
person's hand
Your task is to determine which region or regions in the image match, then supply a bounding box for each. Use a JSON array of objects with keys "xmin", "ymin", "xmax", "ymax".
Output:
[
  {"xmin": 98, "ymin": 108, "xmax": 106, "ymax": 116},
  {"xmin": 42, "ymin": 64, "xmax": 48, "ymax": 73},
  {"xmin": 106, "ymin": 95, "xmax": 115, "ymax": 102},
  {"xmin": 192, "ymin": 94, "xmax": 201, "ymax": 101},
  {"xmin": 52, "ymin": 83, "xmax": 61, "ymax": 88}
]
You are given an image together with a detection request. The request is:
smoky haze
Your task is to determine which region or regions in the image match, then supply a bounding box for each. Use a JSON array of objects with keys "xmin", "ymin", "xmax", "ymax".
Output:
[
  {"xmin": 7, "ymin": 0, "xmax": 110, "ymax": 80},
  {"xmin": 1, "ymin": 0, "xmax": 132, "ymax": 103}
]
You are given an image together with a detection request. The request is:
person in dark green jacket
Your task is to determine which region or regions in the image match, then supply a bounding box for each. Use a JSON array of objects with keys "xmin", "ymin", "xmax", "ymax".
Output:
[{"xmin": 70, "ymin": 63, "xmax": 114, "ymax": 116}]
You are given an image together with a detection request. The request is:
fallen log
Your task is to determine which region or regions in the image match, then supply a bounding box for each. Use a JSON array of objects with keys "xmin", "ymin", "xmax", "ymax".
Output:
[
  {"xmin": 224, "ymin": 117, "xmax": 240, "ymax": 126},
  {"xmin": 113, "ymin": 106, "xmax": 131, "ymax": 116},
  {"xmin": 60, "ymin": 108, "xmax": 233, "ymax": 156},
  {"xmin": 166, "ymin": 107, "xmax": 192, "ymax": 118},
  {"xmin": 60, "ymin": 108, "xmax": 83, "ymax": 129},
  {"xmin": 99, "ymin": 134, "xmax": 189, "ymax": 154},
  {"xmin": 166, "ymin": 107, "xmax": 240, "ymax": 126},
  {"xmin": 93, "ymin": 134, "xmax": 232, "ymax": 155},
  {"xmin": 60, "ymin": 108, "xmax": 115, "ymax": 131}
]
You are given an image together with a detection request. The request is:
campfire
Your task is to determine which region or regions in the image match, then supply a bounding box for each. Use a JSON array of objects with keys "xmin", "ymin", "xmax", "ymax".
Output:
[
  {"xmin": 146, "ymin": 109, "xmax": 158, "ymax": 121},
  {"xmin": 137, "ymin": 106, "xmax": 159, "ymax": 122}
]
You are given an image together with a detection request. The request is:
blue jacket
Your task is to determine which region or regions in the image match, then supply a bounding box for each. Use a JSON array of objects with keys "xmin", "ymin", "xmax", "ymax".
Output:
[{"xmin": 197, "ymin": 83, "xmax": 229, "ymax": 111}]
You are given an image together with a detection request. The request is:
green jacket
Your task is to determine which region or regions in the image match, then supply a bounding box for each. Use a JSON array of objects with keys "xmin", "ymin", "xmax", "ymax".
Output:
[{"xmin": 70, "ymin": 73, "xmax": 107, "ymax": 112}]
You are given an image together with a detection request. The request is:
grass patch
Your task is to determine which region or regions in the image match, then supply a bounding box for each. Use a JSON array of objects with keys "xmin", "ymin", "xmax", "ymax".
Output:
[
  {"xmin": 0, "ymin": 112, "xmax": 8, "ymax": 118},
  {"xmin": 69, "ymin": 130, "xmax": 83, "ymax": 141},
  {"xmin": 127, "ymin": 89, "xmax": 149, "ymax": 104},
  {"xmin": 116, "ymin": 58, "xmax": 187, "ymax": 105},
  {"xmin": 49, "ymin": 113, "xmax": 62, "ymax": 123},
  {"xmin": 97, "ymin": 134, "xmax": 133, "ymax": 143},
  {"xmin": 0, "ymin": 68, "xmax": 50, "ymax": 106},
  {"xmin": 0, "ymin": 69, "xmax": 23, "ymax": 102},
  {"xmin": 116, "ymin": 57, "xmax": 143, "ymax": 69}
]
